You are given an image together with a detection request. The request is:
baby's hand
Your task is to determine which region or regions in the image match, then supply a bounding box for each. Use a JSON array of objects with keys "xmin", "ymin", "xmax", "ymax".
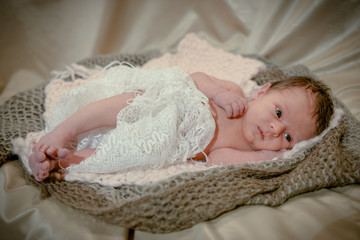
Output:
[{"xmin": 213, "ymin": 90, "xmax": 248, "ymax": 118}]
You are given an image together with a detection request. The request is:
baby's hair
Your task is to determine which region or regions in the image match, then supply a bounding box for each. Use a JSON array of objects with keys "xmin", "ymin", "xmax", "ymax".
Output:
[{"xmin": 269, "ymin": 76, "xmax": 334, "ymax": 135}]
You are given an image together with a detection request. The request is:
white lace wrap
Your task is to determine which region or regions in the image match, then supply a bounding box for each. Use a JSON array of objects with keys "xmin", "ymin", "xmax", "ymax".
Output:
[{"xmin": 46, "ymin": 65, "xmax": 215, "ymax": 173}]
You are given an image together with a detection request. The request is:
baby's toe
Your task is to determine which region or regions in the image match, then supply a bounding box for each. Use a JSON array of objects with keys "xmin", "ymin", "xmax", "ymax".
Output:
[
  {"xmin": 34, "ymin": 152, "xmax": 46, "ymax": 163},
  {"xmin": 49, "ymin": 171, "xmax": 65, "ymax": 181},
  {"xmin": 40, "ymin": 145, "xmax": 51, "ymax": 153},
  {"xmin": 35, "ymin": 173, "xmax": 43, "ymax": 181},
  {"xmin": 45, "ymin": 147, "xmax": 69, "ymax": 159},
  {"xmin": 58, "ymin": 148, "xmax": 69, "ymax": 158},
  {"xmin": 36, "ymin": 168, "xmax": 49, "ymax": 181},
  {"xmin": 45, "ymin": 146, "xmax": 57, "ymax": 157},
  {"xmin": 40, "ymin": 161, "xmax": 50, "ymax": 171},
  {"xmin": 40, "ymin": 171, "xmax": 49, "ymax": 179}
]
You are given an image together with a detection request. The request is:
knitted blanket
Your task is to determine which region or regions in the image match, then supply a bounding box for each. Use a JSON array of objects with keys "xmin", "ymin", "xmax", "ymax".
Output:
[
  {"xmin": 15, "ymin": 34, "xmax": 267, "ymax": 186},
  {"xmin": 1, "ymin": 34, "xmax": 359, "ymax": 233}
]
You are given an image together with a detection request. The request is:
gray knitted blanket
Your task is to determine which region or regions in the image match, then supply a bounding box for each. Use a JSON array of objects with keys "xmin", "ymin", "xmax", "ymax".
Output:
[{"xmin": 0, "ymin": 51, "xmax": 359, "ymax": 233}]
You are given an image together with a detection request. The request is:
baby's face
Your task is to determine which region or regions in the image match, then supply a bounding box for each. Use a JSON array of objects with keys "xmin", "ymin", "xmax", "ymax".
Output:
[{"xmin": 242, "ymin": 84, "xmax": 317, "ymax": 151}]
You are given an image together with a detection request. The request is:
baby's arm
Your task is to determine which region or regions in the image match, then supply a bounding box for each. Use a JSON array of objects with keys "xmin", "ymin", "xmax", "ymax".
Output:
[
  {"xmin": 191, "ymin": 72, "xmax": 247, "ymax": 118},
  {"xmin": 208, "ymin": 148, "xmax": 285, "ymax": 165}
]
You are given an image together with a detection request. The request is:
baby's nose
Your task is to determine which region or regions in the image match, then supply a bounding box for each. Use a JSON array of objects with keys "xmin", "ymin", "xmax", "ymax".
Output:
[{"xmin": 270, "ymin": 122, "xmax": 285, "ymax": 137}]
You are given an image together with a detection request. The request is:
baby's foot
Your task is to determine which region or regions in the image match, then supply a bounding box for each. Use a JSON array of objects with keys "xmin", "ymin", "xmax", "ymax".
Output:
[
  {"xmin": 28, "ymin": 147, "xmax": 69, "ymax": 182},
  {"xmin": 29, "ymin": 152, "xmax": 55, "ymax": 181},
  {"xmin": 33, "ymin": 129, "xmax": 69, "ymax": 155},
  {"xmin": 38, "ymin": 145, "xmax": 69, "ymax": 160}
]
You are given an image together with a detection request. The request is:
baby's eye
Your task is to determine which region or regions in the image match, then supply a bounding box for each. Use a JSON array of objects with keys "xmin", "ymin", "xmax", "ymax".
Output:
[
  {"xmin": 276, "ymin": 107, "xmax": 282, "ymax": 118},
  {"xmin": 284, "ymin": 133, "xmax": 291, "ymax": 142}
]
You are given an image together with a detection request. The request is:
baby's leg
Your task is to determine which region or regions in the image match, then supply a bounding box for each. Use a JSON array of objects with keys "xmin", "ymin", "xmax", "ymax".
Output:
[
  {"xmin": 33, "ymin": 92, "xmax": 138, "ymax": 155},
  {"xmin": 29, "ymin": 148, "xmax": 95, "ymax": 182},
  {"xmin": 31, "ymin": 92, "xmax": 137, "ymax": 181}
]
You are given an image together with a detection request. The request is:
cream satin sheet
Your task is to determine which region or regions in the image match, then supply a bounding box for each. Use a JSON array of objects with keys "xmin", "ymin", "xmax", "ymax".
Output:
[{"xmin": 1, "ymin": 0, "xmax": 359, "ymax": 240}]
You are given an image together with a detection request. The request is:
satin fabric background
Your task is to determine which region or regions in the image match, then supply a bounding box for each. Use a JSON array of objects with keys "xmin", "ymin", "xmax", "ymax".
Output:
[
  {"xmin": 1, "ymin": 0, "xmax": 359, "ymax": 120},
  {"xmin": 1, "ymin": 0, "xmax": 359, "ymax": 239}
]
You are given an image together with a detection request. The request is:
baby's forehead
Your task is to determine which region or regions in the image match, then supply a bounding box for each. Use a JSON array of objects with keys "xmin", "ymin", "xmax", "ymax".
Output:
[{"xmin": 270, "ymin": 87, "xmax": 316, "ymax": 104}]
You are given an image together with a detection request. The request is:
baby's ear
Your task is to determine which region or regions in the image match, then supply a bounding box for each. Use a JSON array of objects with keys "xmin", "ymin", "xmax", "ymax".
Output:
[{"xmin": 251, "ymin": 82, "xmax": 271, "ymax": 100}]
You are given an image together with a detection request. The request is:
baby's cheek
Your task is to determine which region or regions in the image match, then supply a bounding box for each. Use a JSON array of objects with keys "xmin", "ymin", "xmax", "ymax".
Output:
[{"xmin": 266, "ymin": 139, "xmax": 284, "ymax": 151}]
